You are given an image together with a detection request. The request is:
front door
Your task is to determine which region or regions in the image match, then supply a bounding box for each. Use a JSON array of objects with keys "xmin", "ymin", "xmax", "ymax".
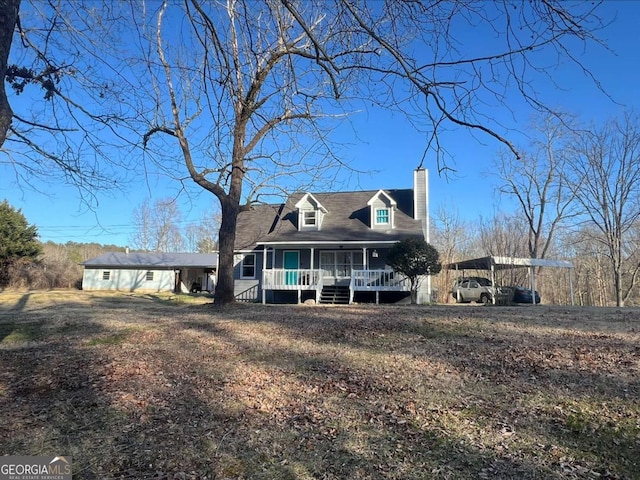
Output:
[{"xmin": 284, "ymin": 251, "xmax": 299, "ymax": 285}]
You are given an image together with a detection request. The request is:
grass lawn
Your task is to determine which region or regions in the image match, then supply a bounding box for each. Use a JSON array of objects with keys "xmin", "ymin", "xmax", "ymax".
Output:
[{"xmin": 0, "ymin": 290, "xmax": 638, "ymax": 479}]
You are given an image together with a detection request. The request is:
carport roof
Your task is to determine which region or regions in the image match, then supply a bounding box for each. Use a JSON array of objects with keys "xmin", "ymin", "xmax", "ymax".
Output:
[{"xmin": 444, "ymin": 256, "xmax": 573, "ymax": 271}]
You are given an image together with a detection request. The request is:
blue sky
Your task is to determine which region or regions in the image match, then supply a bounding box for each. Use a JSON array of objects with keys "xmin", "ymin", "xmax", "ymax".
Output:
[{"xmin": 2, "ymin": 1, "xmax": 640, "ymax": 247}]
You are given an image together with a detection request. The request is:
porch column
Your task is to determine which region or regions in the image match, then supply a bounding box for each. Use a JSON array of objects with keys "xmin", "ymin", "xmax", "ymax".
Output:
[
  {"xmin": 363, "ymin": 247, "xmax": 368, "ymax": 270},
  {"xmin": 310, "ymin": 247, "xmax": 315, "ymax": 270},
  {"xmin": 262, "ymin": 245, "xmax": 267, "ymax": 304}
]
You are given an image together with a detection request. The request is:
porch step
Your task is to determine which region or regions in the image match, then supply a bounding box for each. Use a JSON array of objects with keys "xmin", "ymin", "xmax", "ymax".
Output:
[{"xmin": 319, "ymin": 286, "xmax": 350, "ymax": 305}]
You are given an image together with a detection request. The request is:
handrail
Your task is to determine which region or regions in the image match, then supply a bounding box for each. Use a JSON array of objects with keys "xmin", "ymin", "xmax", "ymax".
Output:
[
  {"xmin": 262, "ymin": 269, "xmax": 322, "ymax": 289},
  {"xmin": 235, "ymin": 283, "xmax": 259, "ymax": 302},
  {"xmin": 351, "ymin": 269, "xmax": 410, "ymax": 291}
]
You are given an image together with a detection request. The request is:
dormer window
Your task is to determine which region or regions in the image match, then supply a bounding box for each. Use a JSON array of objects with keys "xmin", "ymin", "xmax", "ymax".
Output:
[
  {"xmin": 303, "ymin": 210, "xmax": 317, "ymax": 227},
  {"xmin": 375, "ymin": 208, "xmax": 390, "ymax": 225},
  {"xmin": 367, "ymin": 190, "xmax": 396, "ymax": 229},
  {"xmin": 294, "ymin": 192, "xmax": 328, "ymax": 231}
]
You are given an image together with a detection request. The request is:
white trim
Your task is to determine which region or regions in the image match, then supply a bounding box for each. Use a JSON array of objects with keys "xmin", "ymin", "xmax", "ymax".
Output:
[
  {"xmin": 260, "ymin": 240, "xmax": 402, "ymax": 246},
  {"xmin": 374, "ymin": 207, "xmax": 391, "ymax": 225},
  {"xmin": 294, "ymin": 193, "xmax": 328, "ymax": 213},
  {"xmin": 366, "ymin": 189, "xmax": 397, "ymax": 207},
  {"xmin": 302, "ymin": 210, "xmax": 317, "ymax": 227}
]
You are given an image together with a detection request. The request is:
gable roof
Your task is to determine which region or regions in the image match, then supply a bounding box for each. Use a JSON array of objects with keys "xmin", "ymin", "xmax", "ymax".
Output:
[
  {"xmin": 235, "ymin": 189, "xmax": 423, "ymax": 249},
  {"xmin": 367, "ymin": 189, "xmax": 397, "ymax": 206},
  {"xmin": 294, "ymin": 192, "xmax": 328, "ymax": 213},
  {"xmin": 83, "ymin": 252, "xmax": 218, "ymax": 269}
]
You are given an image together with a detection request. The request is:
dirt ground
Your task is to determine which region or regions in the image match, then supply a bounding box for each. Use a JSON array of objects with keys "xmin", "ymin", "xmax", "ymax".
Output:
[{"xmin": 0, "ymin": 290, "xmax": 638, "ymax": 479}]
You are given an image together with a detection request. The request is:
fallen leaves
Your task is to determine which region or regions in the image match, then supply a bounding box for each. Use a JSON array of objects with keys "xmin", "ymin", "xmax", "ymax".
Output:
[{"xmin": 0, "ymin": 296, "xmax": 639, "ymax": 479}]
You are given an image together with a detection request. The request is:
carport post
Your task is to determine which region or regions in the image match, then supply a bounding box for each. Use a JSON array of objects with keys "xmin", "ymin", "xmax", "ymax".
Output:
[
  {"xmin": 490, "ymin": 263, "xmax": 496, "ymax": 305},
  {"xmin": 529, "ymin": 266, "xmax": 537, "ymax": 305}
]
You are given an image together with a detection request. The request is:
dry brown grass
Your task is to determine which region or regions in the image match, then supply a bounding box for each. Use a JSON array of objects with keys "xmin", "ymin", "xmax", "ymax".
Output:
[{"xmin": 0, "ymin": 291, "xmax": 638, "ymax": 479}]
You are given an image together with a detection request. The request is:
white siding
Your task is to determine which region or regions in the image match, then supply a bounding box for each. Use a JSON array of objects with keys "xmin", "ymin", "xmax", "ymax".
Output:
[
  {"xmin": 82, "ymin": 268, "xmax": 175, "ymax": 292},
  {"xmin": 413, "ymin": 168, "xmax": 429, "ymax": 239}
]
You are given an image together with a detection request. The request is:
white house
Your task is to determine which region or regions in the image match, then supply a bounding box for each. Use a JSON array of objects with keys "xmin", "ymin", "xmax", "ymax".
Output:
[{"xmin": 82, "ymin": 252, "xmax": 218, "ymax": 293}]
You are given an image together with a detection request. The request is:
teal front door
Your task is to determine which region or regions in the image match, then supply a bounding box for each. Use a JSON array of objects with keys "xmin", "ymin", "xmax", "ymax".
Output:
[{"xmin": 284, "ymin": 251, "xmax": 299, "ymax": 285}]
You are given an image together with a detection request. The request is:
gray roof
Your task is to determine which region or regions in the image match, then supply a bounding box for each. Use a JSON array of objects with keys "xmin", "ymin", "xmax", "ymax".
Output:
[
  {"xmin": 83, "ymin": 252, "xmax": 218, "ymax": 269},
  {"xmin": 235, "ymin": 189, "xmax": 424, "ymax": 249}
]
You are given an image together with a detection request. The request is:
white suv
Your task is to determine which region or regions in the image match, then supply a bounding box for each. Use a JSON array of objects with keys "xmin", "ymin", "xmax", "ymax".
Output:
[{"xmin": 452, "ymin": 277, "xmax": 497, "ymax": 304}]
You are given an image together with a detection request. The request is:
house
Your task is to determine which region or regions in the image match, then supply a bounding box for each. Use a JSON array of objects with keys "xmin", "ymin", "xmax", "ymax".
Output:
[
  {"xmin": 233, "ymin": 168, "xmax": 431, "ymax": 304},
  {"xmin": 82, "ymin": 252, "xmax": 218, "ymax": 293}
]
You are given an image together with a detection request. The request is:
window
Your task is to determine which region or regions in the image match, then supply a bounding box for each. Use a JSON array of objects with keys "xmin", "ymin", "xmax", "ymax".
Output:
[
  {"xmin": 375, "ymin": 208, "xmax": 390, "ymax": 224},
  {"xmin": 302, "ymin": 210, "xmax": 317, "ymax": 227},
  {"xmin": 319, "ymin": 251, "xmax": 364, "ymax": 278},
  {"xmin": 241, "ymin": 254, "xmax": 256, "ymax": 278},
  {"xmin": 145, "ymin": 271, "xmax": 154, "ymax": 281}
]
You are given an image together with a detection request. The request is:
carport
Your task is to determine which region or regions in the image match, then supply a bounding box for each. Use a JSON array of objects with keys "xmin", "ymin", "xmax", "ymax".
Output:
[{"xmin": 444, "ymin": 256, "xmax": 574, "ymax": 305}]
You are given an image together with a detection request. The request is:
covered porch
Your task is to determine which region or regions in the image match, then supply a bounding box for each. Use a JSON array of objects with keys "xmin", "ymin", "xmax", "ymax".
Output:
[{"xmin": 259, "ymin": 241, "xmax": 411, "ymax": 304}]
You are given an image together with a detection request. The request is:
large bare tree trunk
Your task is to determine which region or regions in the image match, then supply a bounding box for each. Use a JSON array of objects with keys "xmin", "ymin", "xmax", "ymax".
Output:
[
  {"xmin": 0, "ymin": 0, "xmax": 19, "ymax": 147},
  {"xmin": 215, "ymin": 197, "xmax": 241, "ymax": 305}
]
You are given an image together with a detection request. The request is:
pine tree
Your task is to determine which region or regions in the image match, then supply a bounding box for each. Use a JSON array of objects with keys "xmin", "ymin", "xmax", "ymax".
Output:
[{"xmin": 0, "ymin": 200, "xmax": 41, "ymax": 285}]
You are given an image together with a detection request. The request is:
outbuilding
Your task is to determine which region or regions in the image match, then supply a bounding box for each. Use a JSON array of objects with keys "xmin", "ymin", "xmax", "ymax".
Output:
[{"xmin": 82, "ymin": 252, "xmax": 218, "ymax": 293}]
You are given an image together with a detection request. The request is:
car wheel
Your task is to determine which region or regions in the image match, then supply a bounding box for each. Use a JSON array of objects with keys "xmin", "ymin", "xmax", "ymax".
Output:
[{"xmin": 480, "ymin": 293, "xmax": 490, "ymax": 305}]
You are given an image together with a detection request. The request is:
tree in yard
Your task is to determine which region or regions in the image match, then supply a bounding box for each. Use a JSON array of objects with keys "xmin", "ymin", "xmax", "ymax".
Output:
[
  {"xmin": 0, "ymin": 199, "xmax": 41, "ymax": 286},
  {"xmin": 567, "ymin": 113, "xmax": 640, "ymax": 307},
  {"xmin": 129, "ymin": 0, "xmax": 606, "ymax": 305},
  {"xmin": 386, "ymin": 238, "xmax": 442, "ymax": 304}
]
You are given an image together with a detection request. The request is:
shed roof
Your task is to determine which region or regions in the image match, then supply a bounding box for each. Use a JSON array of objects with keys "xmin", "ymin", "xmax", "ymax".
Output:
[{"xmin": 83, "ymin": 252, "xmax": 218, "ymax": 269}]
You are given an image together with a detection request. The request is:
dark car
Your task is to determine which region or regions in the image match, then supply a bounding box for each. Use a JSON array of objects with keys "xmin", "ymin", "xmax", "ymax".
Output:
[{"xmin": 512, "ymin": 286, "xmax": 541, "ymax": 304}]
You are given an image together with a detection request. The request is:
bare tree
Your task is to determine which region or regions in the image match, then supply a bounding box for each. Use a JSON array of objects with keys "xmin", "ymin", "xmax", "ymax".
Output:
[
  {"xmin": 185, "ymin": 208, "xmax": 220, "ymax": 253},
  {"xmin": 130, "ymin": 198, "xmax": 184, "ymax": 253},
  {"xmin": 431, "ymin": 202, "xmax": 473, "ymax": 302},
  {"xmin": 478, "ymin": 213, "xmax": 530, "ymax": 286},
  {"xmin": 132, "ymin": 0, "xmax": 606, "ymax": 305},
  {"xmin": 1, "ymin": 1, "xmax": 136, "ymax": 200},
  {"xmin": 568, "ymin": 113, "xmax": 640, "ymax": 307},
  {"xmin": 494, "ymin": 113, "xmax": 580, "ymax": 261}
]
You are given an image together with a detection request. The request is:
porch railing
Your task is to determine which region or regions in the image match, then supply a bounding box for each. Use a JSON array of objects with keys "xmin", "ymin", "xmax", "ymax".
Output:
[
  {"xmin": 261, "ymin": 268, "xmax": 410, "ymax": 304},
  {"xmin": 262, "ymin": 269, "xmax": 322, "ymax": 290},
  {"xmin": 351, "ymin": 270, "xmax": 410, "ymax": 291}
]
